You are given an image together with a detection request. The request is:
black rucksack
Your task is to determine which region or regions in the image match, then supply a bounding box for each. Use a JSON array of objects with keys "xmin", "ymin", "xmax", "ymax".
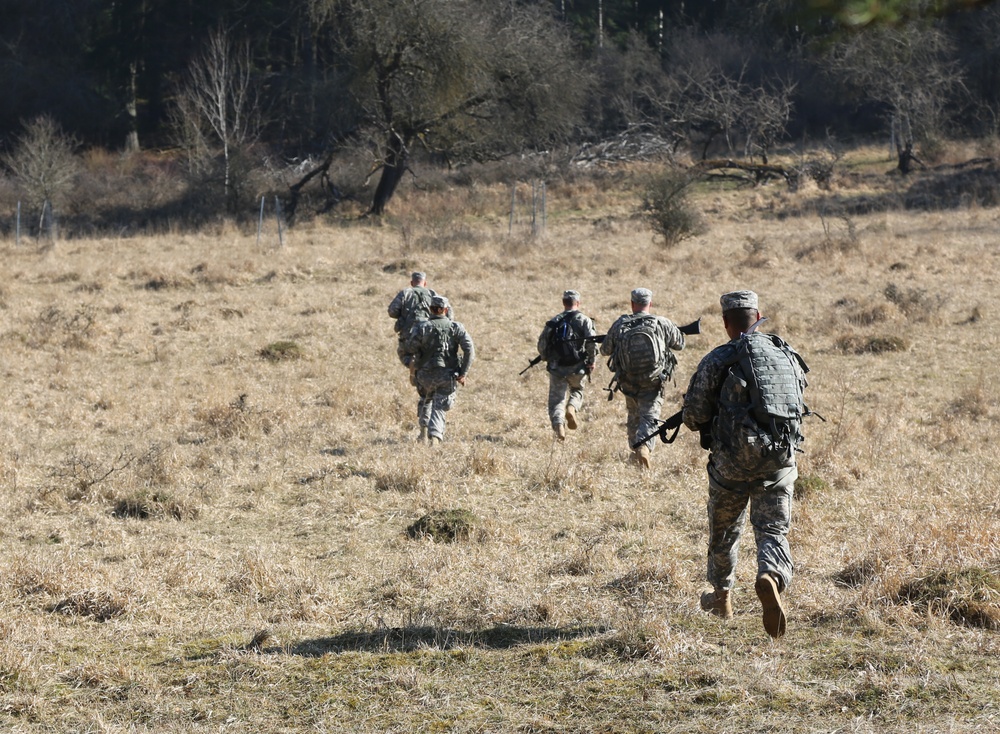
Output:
[{"xmin": 545, "ymin": 313, "xmax": 587, "ymax": 367}]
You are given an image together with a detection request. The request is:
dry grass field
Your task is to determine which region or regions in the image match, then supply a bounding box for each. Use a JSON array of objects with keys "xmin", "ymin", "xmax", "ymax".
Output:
[{"xmin": 1, "ymin": 152, "xmax": 1000, "ymax": 732}]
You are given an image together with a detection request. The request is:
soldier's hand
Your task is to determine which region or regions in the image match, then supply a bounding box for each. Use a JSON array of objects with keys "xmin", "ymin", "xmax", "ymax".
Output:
[
  {"xmin": 585, "ymin": 363, "xmax": 595, "ymax": 375},
  {"xmin": 456, "ymin": 375, "xmax": 467, "ymax": 386}
]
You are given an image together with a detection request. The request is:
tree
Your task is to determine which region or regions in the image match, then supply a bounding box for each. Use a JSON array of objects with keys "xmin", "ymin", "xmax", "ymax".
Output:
[
  {"xmin": 2, "ymin": 116, "xmax": 80, "ymax": 235},
  {"xmin": 173, "ymin": 28, "xmax": 262, "ymax": 210},
  {"xmin": 827, "ymin": 22, "xmax": 964, "ymax": 171},
  {"xmin": 313, "ymin": 0, "xmax": 589, "ymax": 216}
]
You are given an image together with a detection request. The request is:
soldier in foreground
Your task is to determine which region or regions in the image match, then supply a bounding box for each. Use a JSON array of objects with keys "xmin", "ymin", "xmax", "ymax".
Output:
[
  {"xmin": 404, "ymin": 295, "xmax": 474, "ymax": 444},
  {"xmin": 388, "ymin": 271, "xmax": 437, "ymax": 376},
  {"xmin": 600, "ymin": 288, "xmax": 685, "ymax": 469},
  {"xmin": 536, "ymin": 290, "xmax": 597, "ymax": 441},
  {"xmin": 682, "ymin": 290, "xmax": 811, "ymax": 639}
]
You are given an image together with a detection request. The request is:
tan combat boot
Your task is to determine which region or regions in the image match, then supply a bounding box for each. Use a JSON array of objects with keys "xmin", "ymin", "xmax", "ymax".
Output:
[
  {"xmin": 429, "ymin": 436, "xmax": 442, "ymax": 446},
  {"xmin": 554, "ymin": 424, "xmax": 566, "ymax": 441},
  {"xmin": 755, "ymin": 573, "xmax": 787, "ymax": 639},
  {"xmin": 636, "ymin": 445, "xmax": 651, "ymax": 469},
  {"xmin": 565, "ymin": 405, "xmax": 578, "ymax": 430},
  {"xmin": 418, "ymin": 426, "xmax": 428, "ymax": 443},
  {"xmin": 700, "ymin": 588, "xmax": 733, "ymax": 619}
]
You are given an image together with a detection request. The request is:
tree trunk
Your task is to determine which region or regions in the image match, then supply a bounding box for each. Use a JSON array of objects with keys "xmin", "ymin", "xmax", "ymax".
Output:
[
  {"xmin": 125, "ymin": 61, "xmax": 140, "ymax": 152},
  {"xmin": 369, "ymin": 133, "xmax": 409, "ymax": 216}
]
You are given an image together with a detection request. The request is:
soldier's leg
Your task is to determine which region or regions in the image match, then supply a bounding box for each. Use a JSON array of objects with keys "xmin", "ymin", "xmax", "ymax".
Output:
[
  {"xmin": 547, "ymin": 373, "xmax": 569, "ymax": 430},
  {"xmin": 706, "ymin": 474, "xmax": 751, "ymax": 591},
  {"xmin": 750, "ymin": 467, "xmax": 796, "ymax": 591},
  {"xmin": 635, "ymin": 387, "xmax": 664, "ymax": 451},
  {"xmin": 624, "ymin": 394, "xmax": 641, "ymax": 445},
  {"xmin": 565, "ymin": 373, "xmax": 586, "ymax": 414},
  {"xmin": 415, "ymin": 380, "xmax": 433, "ymax": 431},
  {"xmin": 427, "ymin": 379, "xmax": 457, "ymax": 441}
]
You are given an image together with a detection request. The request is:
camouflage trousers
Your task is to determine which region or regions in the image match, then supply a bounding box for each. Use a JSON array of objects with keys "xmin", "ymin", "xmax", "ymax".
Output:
[
  {"xmin": 705, "ymin": 465, "xmax": 796, "ymax": 593},
  {"xmin": 623, "ymin": 383, "xmax": 664, "ymax": 451},
  {"xmin": 415, "ymin": 368, "xmax": 458, "ymax": 440},
  {"xmin": 547, "ymin": 371, "xmax": 586, "ymax": 429},
  {"xmin": 397, "ymin": 339, "xmax": 411, "ymax": 367}
]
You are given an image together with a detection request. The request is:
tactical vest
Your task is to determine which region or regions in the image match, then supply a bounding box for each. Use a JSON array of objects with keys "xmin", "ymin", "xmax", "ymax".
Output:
[
  {"xmin": 714, "ymin": 332, "xmax": 808, "ymax": 475},
  {"xmin": 419, "ymin": 317, "xmax": 458, "ymax": 370}
]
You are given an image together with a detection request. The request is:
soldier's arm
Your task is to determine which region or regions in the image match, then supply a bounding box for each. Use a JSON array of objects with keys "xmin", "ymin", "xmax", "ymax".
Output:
[
  {"xmin": 457, "ymin": 326, "xmax": 475, "ymax": 377},
  {"xmin": 536, "ymin": 323, "xmax": 551, "ymax": 358},
  {"xmin": 661, "ymin": 317, "xmax": 685, "ymax": 351},
  {"xmin": 583, "ymin": 316, "xmax": 598, "ymax": 365},
  {"xmin": 599, "ymin": 318, "xmax": 620, "ymax": 357},
  {"xmin": 388, "ymin": 290, "xmax": 406, "ymax": 319},
  {"xmin": 682, "ymin": 349, "xmax": 728, "ymax": 431},
  {"xmin": 404, "ymin": 322, "xmax": 425, "ymax": 359}
]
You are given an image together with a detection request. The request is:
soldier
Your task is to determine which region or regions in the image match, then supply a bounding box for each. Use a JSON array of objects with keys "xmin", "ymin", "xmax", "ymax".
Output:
[
  {"xmin": 682, "ymin": 290, "xmax": 810, "ymax": 639},
  {"xmin": 404, "ymin": 295, "xmax": 474, "ymax": 445},
  {"xmin": 600, "ymin": 287, "xmax": 685, "ymax": 469},
  {"xmin": 536, "ymin": 290, "xmax": 597, "ymax": 441},
  {"xmin": 388, "ymin": 271, "xmax": 437, "ymax": 373}
]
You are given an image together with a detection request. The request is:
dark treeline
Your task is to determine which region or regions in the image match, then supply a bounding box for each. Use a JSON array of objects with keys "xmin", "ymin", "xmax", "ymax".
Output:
[{"xmin": 1, "ymin": 0, "xmax": 999, "ymax": 223}]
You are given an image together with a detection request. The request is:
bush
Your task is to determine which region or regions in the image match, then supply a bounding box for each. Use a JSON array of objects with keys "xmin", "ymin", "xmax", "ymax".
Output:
[{"xmin": 641, "ymin": 167, "xmax": 706, "ymax": 247}]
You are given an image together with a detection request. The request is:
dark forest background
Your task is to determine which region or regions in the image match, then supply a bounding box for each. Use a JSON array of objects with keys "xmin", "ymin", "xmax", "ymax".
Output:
[{"xmin": 2, "ymin": 0, "xmax": 999, "ymax": 232}]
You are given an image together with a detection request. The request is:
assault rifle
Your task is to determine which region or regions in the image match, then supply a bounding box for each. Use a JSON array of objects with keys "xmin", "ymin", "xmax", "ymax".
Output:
[
  {"xmin": 519, "ymin": 355, "xmax": 543, "ymax": 376},
  {"xmin": 568, "ymin": 317, "xmax": 703, "ymax": 345},
  {"xmin": 631, "ymin": 410, "xmax": 684, "ymax": 449}
]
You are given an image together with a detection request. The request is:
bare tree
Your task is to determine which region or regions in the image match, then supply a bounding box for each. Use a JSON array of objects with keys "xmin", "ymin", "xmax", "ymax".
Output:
[
  {"xmin": 173, "ymin": 28, "xmax": 261, "ymax": 209},
  {"xmin": 2, "ymin": 116, "xmax": 79, "ymax": 234},
  {"xmin": 633, "ymin": 31, "xmax": 794, "ymax": 163},
  {"xmin": 827, "ymin": 23, "xmax": 964, "ymax": 172}
]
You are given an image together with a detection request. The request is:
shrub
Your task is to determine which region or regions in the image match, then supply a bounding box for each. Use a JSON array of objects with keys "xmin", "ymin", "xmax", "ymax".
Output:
[{"xmin": 641, "ymin": 167, "xmax": 706, "ymax": 247}]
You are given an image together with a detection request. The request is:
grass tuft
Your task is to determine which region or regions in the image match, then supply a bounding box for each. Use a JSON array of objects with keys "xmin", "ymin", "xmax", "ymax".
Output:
[
  {"xmin": 835, "ymin": 334, "xmax": 910, "ymax": 354},
  {"xmin": 794, "ymin": 473, "xmax": 831, "ymax": 500},
  {"xmin": 259, "ymin": 340, "xmax": 303, "ymax": 361},
  {"xmin": 49, "ymin": 589, "xmax": 130, "ymax": 621},
  {"xmin": 897, "ymin": 568, "xmax": 1000, "ymax": 630},
  {"xmin": 111, "ymin": 490, "xmax": 199, "ymax": 520},
  {"xmin": 406, "ymin": 509, "xmax": 479, "ymax": 542}
]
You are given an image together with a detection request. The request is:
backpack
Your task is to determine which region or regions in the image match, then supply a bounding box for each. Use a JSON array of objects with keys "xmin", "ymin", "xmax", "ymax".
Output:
[
  {"xmin": 396, "ymin": 286, "xmax": 433, "ymax": 334},
  {"xmin": 611, "ymin": 314, "xmax": 676, "ymax": 385},
  {"xmin": 715, "ymin": 332, "xmax": 809, "ymax": 475},
  {"xmin": 545, "ymin": 312, "xmax": 587, "ymax": 367}
]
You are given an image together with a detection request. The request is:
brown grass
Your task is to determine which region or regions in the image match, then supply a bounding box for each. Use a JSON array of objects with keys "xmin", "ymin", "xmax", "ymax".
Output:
[{"xmin": 2, "ymin": 157, "xmax": 1000, "ymax": 731}]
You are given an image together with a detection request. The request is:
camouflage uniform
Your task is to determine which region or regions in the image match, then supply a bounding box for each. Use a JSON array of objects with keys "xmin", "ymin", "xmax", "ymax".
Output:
[
  {"xmin": 405, "ymin": 313, "xmax": 474, "ymax": 441},
  {"xmin": 537, "ymin": 308, "xmax": 597, "ymax": 431},
  {"xmin": 682, "ymin": 322, "xmax": 805, "ymax": 595},
  {"xmin": 388, "ymin": 284, "xmax": 437, "ymax": 366},
  {"xmin": 600, "ymin": 312, "xmax": 685, "ymax": 451}
]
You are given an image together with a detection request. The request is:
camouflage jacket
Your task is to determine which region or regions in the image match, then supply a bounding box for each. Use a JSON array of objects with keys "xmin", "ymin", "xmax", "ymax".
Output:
[
  {"xmin": 682, "ymin": 336, "xmax": 804, "ymax": 484},
  {"xmin": 536, "ymin": 309, "xmax": 597, "ymax": 377},
  {"xmin": 405, "ymin": 315, "xmax": 474, "ymax": 376}
]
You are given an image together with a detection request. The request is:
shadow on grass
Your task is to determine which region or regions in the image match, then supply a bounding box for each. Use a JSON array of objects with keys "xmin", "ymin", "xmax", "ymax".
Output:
[
  {"xmin": 287, "ymin": 624, "xmax": 605, "ymax": 656},
  {"xmin": 780, "ymin": 163, "xmax": 1000, "ymax": 218}
]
